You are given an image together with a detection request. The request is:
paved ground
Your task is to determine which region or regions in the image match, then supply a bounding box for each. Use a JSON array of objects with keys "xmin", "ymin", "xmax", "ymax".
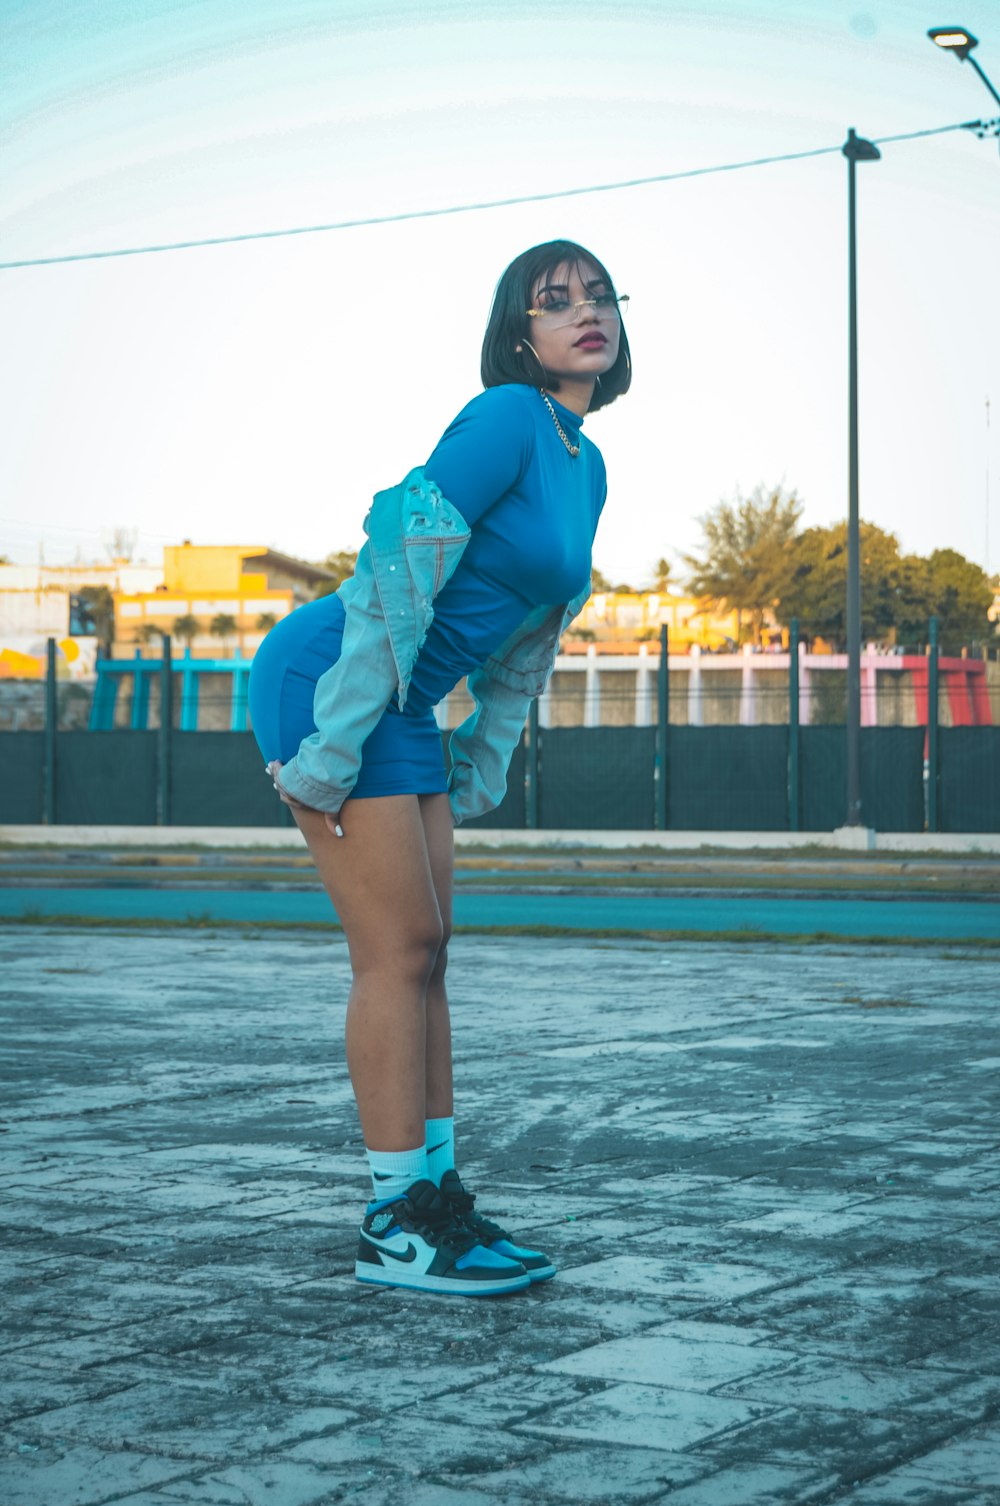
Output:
[{"xmin": 3, "ymin": 923, "xmax": 1000, "ymax": 1505}]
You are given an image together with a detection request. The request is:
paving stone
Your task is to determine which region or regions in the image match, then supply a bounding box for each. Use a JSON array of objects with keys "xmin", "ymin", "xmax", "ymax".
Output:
[
  {"xmin": 0, "ymin": 1371, "xmax": 134, "ymax": 1425},
  {"xmin": 446, "ymin": 1440, "xmax": 707, "ymax": 1501},
  {"xmin": 695, "ymin": 1401, "xmax": 965, "ymax": 1483},
  {"xmin": 513, "ymin": 1380, "xmax": 771, "ymax": 1451},
  {"xmin": 136, "ymin": 1466, "xmax": 502, "ymax": 1506},
  {"xmin": 285, "ymin": 1416, "xmax": 542, "ymax": 1475},
  {"xmin": 19, "ymin": 1377, "xmax": 358, "ymax": 1460},
  {"xmin": 719, "ymin": 1357, "xmax": 997, "ymax": 1415},
  {"xmin": 415, "ymin": 1372, "xmax": 590, "ymax": 1427},
  {"xmin": 838, "ymin": 1476, "xmax": 992, "ymax": 1504},
  {"xmin": 279, "ymin": 1356, "xmax": 506, "ymax": 1414},
  {"xmin": 558, "ymin": 1254, "xmax": 787, "ymax": 1300},
  {"xmin": 537, "ymin": 1333, "xmax": 797, "ymax": 1389},
  {"xmin": 522, "ymin": 1293, "xmax": 698, "ymax": 1337},
  {"xmin": 0, "ymin": 1442, "xmax": 193, "ymax": 1506},
  {"xmin": 644, "ymin": 1462, "xmax": 840, "ymax": 1504}
]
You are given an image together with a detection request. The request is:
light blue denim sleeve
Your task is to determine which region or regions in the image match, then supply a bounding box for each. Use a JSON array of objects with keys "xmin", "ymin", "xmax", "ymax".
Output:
[
  {"xmin": 274, "ymin": 567, "xmax": 395, "ymax": 813},
  {"xmin": 446, "ymin": 585, "xmax": 591, "ymax": 826},
  {"xmin": 446, "ymin": 669, "xmax": 532, "ymax": 827}
]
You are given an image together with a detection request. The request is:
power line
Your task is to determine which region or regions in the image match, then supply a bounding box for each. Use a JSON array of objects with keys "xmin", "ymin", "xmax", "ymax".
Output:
[
  {"xmin": 0, "ymin": 117, "xmax": 988, "ymax": 273},
  {"xmin": 0, "ymin": 516, "xmax": 177, "ymax": 541}
]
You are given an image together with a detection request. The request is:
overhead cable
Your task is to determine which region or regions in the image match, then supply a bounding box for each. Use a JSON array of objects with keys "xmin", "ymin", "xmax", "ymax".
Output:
[{"xmin": 0, "ymin": 117, "xmax": 987, "ymax": 273}]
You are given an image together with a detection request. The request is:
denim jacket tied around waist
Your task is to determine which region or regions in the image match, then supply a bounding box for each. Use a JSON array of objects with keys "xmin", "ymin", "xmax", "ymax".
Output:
[{"xmin": 275, "ymin": 467, "xmax": 591, "ymax": 827}]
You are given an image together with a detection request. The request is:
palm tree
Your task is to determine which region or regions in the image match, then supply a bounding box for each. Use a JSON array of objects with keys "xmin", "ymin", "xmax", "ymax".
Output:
[
  {"xmin": 651, "ymin": 557, "xmax": 672, "ymax": 593},
  {"xmin": 256, "ymin": 612, "xmax": 278, "ymax": 633},
  {"xmin": 134, "ymin": 622, "xmax": 162, "ymax": 648},
  {"xmin": 76, "ymin": 585, "xmax": 116, "ymax": 656},
  {"xmin": 209, "ymin": 613, "xmax": 239, "ymax": 656},
  {"xmin": 173, "ymin": 614, "xmax": 201, "ymax": 649}
]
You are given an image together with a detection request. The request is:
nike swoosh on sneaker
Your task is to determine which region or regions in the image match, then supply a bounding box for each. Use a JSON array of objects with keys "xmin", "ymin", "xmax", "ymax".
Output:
[{"xmin": 360, "ymin": 1231, "xmax": 418, "ymax": 1263}]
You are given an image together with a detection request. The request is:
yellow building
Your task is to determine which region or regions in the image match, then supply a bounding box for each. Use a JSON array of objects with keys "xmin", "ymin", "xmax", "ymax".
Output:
[
  {"xmin": 114, "ymin": 545, "xmax": 334, "ymax": 657},
  {"xmin": 568, "ymin": 591, "xmax": 742, "ymax": 651}
]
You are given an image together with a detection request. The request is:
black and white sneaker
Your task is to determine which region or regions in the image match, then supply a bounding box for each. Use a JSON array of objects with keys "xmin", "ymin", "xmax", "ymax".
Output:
[
  {"xmin": 439, "ymin": 1168, "xmax": 557, "ymax": 1283},
  {"xmin": 355, "ymin": 1178, "xmax": 531, "ymax": 1297}
]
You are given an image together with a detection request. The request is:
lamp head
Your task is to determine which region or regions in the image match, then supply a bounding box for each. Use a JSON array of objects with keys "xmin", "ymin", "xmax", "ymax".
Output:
[{"xmin": 928, "ymin": 27, "xmax": 978, "ymax": 61}]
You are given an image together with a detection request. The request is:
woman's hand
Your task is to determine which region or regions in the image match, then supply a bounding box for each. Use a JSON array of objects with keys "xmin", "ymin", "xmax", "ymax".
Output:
[{"xmin": 267, "ymin": 761, "xmax": 344, "ymax": 838}]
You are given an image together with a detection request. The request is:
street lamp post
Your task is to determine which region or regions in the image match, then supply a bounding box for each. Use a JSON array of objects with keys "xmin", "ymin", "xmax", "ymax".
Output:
[
  {"xmin": 840, "ymin": 127, "xmax": 880, "ymax": 828},
  {"xmin": 928, "ymin": 28, "xmax": 1000, "ymax": 108}
]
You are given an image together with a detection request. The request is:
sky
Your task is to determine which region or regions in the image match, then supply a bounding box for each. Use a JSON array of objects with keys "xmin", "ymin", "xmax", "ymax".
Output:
[{"xmin": 1, "ymin": 0, "xmax": 998, "ymax": 589}]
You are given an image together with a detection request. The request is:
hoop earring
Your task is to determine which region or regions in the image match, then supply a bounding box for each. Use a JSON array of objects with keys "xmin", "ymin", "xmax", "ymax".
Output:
[
  {"xmin": 594, "ymin": 373, "xmax": 602, "ymax": 389},
  {"xmin": 515, "ymin": 337, "xmax": 549, "ymax": 387}
]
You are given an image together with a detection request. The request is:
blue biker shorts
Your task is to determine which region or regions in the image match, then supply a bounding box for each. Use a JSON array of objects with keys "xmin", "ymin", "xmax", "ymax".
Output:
[{"xmin": 247, "ymin": 592, "xmax": 449, "ymax": 800}]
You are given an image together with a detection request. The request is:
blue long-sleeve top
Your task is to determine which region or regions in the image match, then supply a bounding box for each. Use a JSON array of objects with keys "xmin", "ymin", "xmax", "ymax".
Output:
[{"xmin": 390, "ymin": 382, "xmax": 607, "ymax": 718}]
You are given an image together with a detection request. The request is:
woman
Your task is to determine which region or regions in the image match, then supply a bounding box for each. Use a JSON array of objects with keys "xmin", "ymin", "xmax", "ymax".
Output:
[{"xmin": 248, "ymin": 238, "xmax": 630, "ymax": 1298}]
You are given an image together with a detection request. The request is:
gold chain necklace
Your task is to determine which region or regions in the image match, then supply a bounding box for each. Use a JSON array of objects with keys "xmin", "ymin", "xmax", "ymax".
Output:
[{"xmin": 539, "ymin": 389, "xmax": 580, "ymax": 457}]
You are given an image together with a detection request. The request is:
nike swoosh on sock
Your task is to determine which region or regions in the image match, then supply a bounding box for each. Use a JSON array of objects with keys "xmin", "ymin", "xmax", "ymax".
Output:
[{"xmin": 427, "ymin": 1141, "xmax": 448, "ymax": 1154}]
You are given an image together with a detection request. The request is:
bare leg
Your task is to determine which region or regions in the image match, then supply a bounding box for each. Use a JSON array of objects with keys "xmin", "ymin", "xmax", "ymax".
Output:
[
  {"xmin": 291, "ymin": 794, "xmax": 443, "ymax": 1152},
  {"xmin": 419, "ymin": 793, "xmax": 455, "ymax": 1120}
]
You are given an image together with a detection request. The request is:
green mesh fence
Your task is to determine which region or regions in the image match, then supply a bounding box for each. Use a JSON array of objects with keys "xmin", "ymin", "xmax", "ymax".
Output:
[
  {"xmin": 170, "ymin": 733, "xmax": 293, "ymax": 827},
  {"xmin": 0, "ymin": 733, "xmax": 44, "ymax": 823},
  {"xmin": 55, "ymin": 731, "xmax": 158, "ymax": 825},
  {"xmin": 538, "ymin": 726, "xmax": 656, "ymax": 829},
  {"xmin": 799, "ymin": 727, "xmax": 926, "ymax": 831},
  {"xmin": 2, "ymin": 723, "xmax": 996, "ymax": 832},
  {"xmin": 940, "ymin": 728, "xmax": 1000, "ymax": 833},
  {"xmin": 862, "ymin": 727, "xmax": 926, "ymax": 832}
]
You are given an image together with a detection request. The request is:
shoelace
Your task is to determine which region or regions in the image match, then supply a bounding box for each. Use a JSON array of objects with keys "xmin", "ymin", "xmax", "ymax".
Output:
[
  {"xmin": 408, "ymin": 1204, "xmax": 479, "ymax": 1257},
  {"xmin": 449, "ymin": 1187, "xmax": 508, "ymax": 1244}
]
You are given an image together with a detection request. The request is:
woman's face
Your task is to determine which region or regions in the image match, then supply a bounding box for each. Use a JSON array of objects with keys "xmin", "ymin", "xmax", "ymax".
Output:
[{"xmin": 524, "ymin": 259, "xmax": 622, "ymax": 388}]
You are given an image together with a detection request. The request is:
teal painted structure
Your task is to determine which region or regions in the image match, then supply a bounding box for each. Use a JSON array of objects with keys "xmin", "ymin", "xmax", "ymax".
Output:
[{"xmin": 89, "ymin": 648, "xmax": 253, "ymax": 732}]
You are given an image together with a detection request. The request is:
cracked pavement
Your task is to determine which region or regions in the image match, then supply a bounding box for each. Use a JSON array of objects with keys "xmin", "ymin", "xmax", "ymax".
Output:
[{"xmin": 2, "ymin": 925, "xmax": 999, "ymax": 1505}]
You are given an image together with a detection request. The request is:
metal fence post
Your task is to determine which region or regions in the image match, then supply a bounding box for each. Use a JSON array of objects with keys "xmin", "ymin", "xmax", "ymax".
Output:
[
  {"xmin": 525, "ymin": 697, "xmax": 539, "ymax": 829},
  {"xmin": 655, "ymin": 623, "xmax": 669, "ymax": 830},
  {"xmin": 43, "ymin": 637, "xmax": 57, "ymax": 824},
  {"xmin": 157, "ymin": 634, "xmax": 173, "ymax": 826},
  {"xmin": 788, "ymin": 618, "xmax": 800, "ymax": 831},
  {"xmin": 927, "ymin": 615, "xmax": 939, "ymax": 833}
]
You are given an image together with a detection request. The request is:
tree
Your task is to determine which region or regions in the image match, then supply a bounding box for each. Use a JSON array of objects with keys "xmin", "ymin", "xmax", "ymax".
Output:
[
  {"xmin": 773, "ymin": 520, "xmax": 902, "ymax": 647},
  {"xmin": 682, "ymin": 484, "xmax": 803, "ymax": 643},
  {"xmin": 313, "ymin": 550, "xmax": 358, "ymax": 598},
  {"xmin": 74, "ymin": 585, "xmax": 115, "ymax": 655},
  {"xmin": 209, "ymin": 613, "xmax": 238, "ymax": 652},
  {"xmin": 651, "ymin": 557, "xmax": 672, "ymax": 593},
  {"xmin": 134, "ymin": 622, "xmax": 163, "ymax": 646},
  {"xmin": 772, "ymin": 527, "xmax": 992, "ymax": 651},
  {"xmin": 591, "ymin": 566, "xmax": 612, "ymax": 593},
  {"xmin": 893, "ymin": 548, "xmax": 993, "ymax": 652},
  {"xmin": 255, "ymin": 612, "xmax": 278, "ymax": 633},
  {"xmin": 173, "ymin": 614, "xmax": 201, "ymax": 647}
]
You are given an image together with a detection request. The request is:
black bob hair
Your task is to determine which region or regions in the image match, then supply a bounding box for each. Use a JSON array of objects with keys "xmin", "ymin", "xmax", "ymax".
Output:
[{"xmin": 480, "ymin": 239, "xmax": 631, "ymax": 413}]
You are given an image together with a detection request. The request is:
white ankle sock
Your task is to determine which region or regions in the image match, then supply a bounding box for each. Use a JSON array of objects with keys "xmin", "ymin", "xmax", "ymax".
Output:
[
  {"xmin": 425, "ymin": 1116, "xmax": 456, "ymax": 1186},
  {"xmin": 365, "ymin": 1142, "xmax": 428, "ymax": 1204}
]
